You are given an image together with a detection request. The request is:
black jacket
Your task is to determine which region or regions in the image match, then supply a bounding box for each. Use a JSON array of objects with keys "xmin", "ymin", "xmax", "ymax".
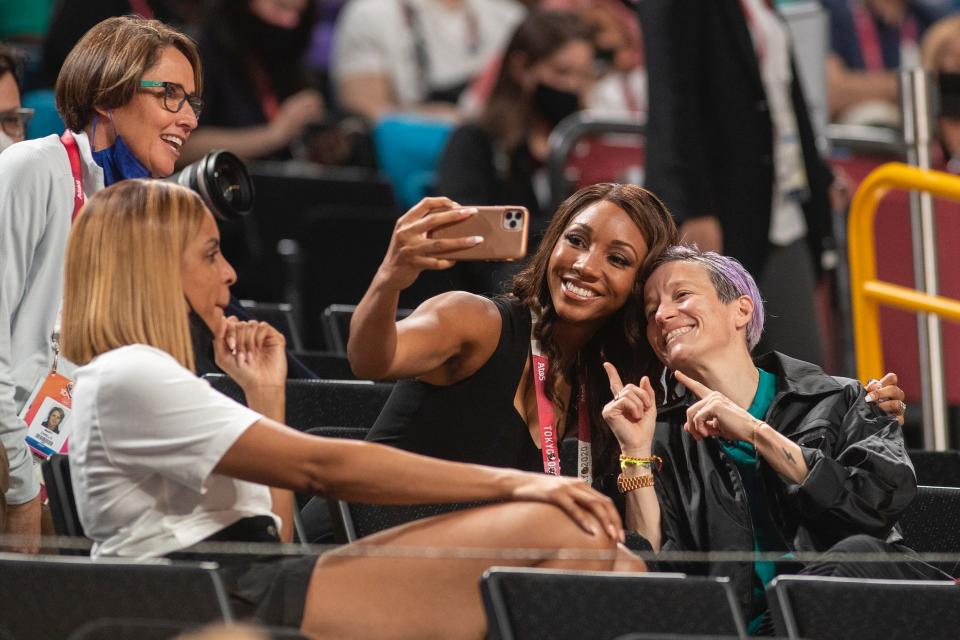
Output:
[
  {"xmin": 637, "ymin": 0, "xmax": 833, "ymax": 277},
  {"xmin": 651, "ymin": 352, "xmax": 916, "ymax": 613}
]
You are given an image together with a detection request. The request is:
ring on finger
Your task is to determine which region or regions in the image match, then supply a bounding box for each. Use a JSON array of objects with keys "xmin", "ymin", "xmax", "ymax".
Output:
[{"xmin": 899, "ymin": 400, "xmax": 907, "ymax": 415}]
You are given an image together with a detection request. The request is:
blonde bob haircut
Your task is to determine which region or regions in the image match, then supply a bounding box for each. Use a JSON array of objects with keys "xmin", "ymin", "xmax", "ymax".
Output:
[
  {"xmin": 55, "ymin": 15, "xmax": 202, "ymax": 132},
  {"xmin": 61, "ymin": 180, "xmax": 207, "ymax": 371}
]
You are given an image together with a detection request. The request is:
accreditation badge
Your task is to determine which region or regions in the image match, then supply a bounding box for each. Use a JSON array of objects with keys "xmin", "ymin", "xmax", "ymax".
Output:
[{"xmin": 21, "ymin": 371, "xmax": 74, "ymax": 459}]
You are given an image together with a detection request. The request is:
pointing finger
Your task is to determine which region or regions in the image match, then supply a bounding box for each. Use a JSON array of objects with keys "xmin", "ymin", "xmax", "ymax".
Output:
[
  {"xmin": 674, "ymin": 370, "xmax": 712, "ymax": 399},
  {"xmin": 603, "ymin": 362, "xmax": 624, "ymax": 396}
]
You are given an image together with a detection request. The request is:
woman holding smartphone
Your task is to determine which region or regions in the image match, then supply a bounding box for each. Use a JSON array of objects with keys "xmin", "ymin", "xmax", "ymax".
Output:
[{"xmin": 351, "ymin": 184, "xmax": 677, "ymax": 483}]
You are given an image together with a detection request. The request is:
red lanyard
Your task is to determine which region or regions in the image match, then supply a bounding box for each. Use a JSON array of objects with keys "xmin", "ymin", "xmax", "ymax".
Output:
[
  {"xmin": 530, "ymin": 312, "xmax": 593, "ymax": 483},
  {"xmin": 852, "ymin": 3, "xmax": 917, "ymax": 72},
  {"xmin": 59, "ymin": 131, "xmax": 84, "ymax": 222},
  {"xmin": 250, "ymin": 60, "xmax": 280, "ymax": 122}
]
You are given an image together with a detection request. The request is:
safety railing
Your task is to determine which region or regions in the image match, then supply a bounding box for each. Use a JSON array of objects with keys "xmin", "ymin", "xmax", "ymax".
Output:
[{"xmin": 849, "ymin": 162, "xmax": 960, "ymax": 449}]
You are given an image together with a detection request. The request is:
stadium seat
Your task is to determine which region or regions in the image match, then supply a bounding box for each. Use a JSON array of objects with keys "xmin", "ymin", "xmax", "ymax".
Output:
[
  {"xmin": 238, "ymin": 299, "xmax": 304, "ymax": 352},
  {"xmin": 328, "ymin": 498, "xmax": 489, "ymax": 544},
  {"xmin": 766, "ymin": 574, "xmax": 960, "ymax": 640},
  {"xmin": 373, "ymin": 114, "xmax": 454, "ymax": 208},
  {"xmin": 481, "ymin": 568, "xmax": 746, "ymax": 640},
  {"xmin": 0, "ymin": 553, "xmax": 231, "ymax": 640},
  {"xmin": 289, "ymin": 351, "xmax": 356, "ymax": 380},
  {"xmin": 67, "ymin": 619, "xmax": 308, "ymax": 640},
  {"xmin": 320, "ymin": 304, "xmax": 413, "ymax": 355},
  {"xmin": 907, "ymin": 450, "xmax": 960, "ymax": 487},
  {"xmin": 298, "ymin": 426, "xmax": 369, "ymax": 543},
  {"xmin": 898, "ymin": 485, "xmax": 960, "ymax": 575},
  {"xmin": 41, "ymin": 454, "xmax": 88, "ymax": 554},
  {"xmin": 204, "ymin": 374, "xmax": 394, "ymax": 431}
]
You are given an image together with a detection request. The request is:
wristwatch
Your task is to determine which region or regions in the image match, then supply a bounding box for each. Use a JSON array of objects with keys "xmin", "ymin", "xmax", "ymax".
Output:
[{"xmin": 617, "ymin": 472, "xmax": 654, "ymax": 494}]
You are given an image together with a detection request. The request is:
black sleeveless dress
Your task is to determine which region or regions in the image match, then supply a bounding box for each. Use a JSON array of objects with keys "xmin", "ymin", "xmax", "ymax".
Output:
[{"xmin": 366, "ymin": 296, "xmax": 545, "ymax": 472}]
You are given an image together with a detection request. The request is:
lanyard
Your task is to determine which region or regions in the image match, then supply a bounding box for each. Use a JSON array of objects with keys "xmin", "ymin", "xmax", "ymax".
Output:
[
  {"xmin": 529, "ymin": 311, "xmax": 593, "ymax": 483},
  {"xmin": 59, "ymin": 131, "xmax": 84, "ymax": 222},
  {"xmin": 250, "ymin": 60, "xmax": 280, "ymax": 122},
  {"xmin": 852, "ymin": 3, "xmax": 917, "ymax": 72}
]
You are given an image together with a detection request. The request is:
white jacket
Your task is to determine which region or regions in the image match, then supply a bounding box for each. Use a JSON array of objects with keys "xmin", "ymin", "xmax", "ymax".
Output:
[{"xmin": 0, "ymin": 131, "xmax": 104, "ymax": 504}]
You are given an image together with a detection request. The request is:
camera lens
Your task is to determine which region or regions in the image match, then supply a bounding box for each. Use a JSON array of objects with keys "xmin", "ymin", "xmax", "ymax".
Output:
[
  {"xmin": 509, "ymin": 220, "xmax": 518, "ymax": 228},
  {"xmin": 166, "ymin": 149, "xmax": 255, "ymax": 220}
]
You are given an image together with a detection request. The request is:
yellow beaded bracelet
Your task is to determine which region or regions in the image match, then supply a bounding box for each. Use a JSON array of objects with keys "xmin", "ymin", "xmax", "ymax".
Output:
[{"xmin": 619, "ymin": 454, "xmax": 663, "ymax": 472}]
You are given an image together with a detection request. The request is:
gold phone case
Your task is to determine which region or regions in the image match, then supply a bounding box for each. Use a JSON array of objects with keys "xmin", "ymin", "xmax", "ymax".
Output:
[{"xmin": 430, "ymin": 206, "xmax": 529, "ymax": 261}]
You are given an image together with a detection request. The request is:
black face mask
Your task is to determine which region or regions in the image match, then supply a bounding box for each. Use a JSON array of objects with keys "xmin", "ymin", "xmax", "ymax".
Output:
[
  {"xmin": 939, "ymin": 72, "xmax": 960, "ymax": 119},
  {"xmin": 595, "ymin": 47, "xmax": 617, "ymax": 65},
  {"xmin": 532, "ymin": 82, "xmax": 582, "ymax": 128}
]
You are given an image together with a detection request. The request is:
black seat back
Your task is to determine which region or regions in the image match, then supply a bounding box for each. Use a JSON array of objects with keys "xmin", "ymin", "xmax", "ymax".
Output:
[
  {"xmin": 907, "ymin": 450, "xmax": 960, "ymax": 487},
  {"xmin": 481, "ymin": 568, "xmax": 745, "ymax": 640},
  {"xmin": 0, "ymin": 553, "xmax": 231, "ymax": 640},
  {"xmin": 328, "ymin": 499, "xmax": 488, "ymax": 543},
  {"xmin": 320, "ymin": 304, "xmax": 413, "ymax": 355},
  {"xmin": 766, "ymin": 574, "xmax": 960, "ymax": 640},
  {"xmin": 41, "ymin": 454, "xmax": 88, "ymax": 553},
  {"xmin": 898, "ymin": 484, "xmax": 960, "ymax": 574},
  {"xmin": 289, "ymin": 351, "xmax": 356, "ymax": 379},
  {"xmin": 205, "ymin": 375, "xmax": 394, "ymax": 431}
]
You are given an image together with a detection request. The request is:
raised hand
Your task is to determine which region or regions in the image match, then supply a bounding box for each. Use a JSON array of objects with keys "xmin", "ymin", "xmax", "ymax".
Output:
[
  {"xmin": 511, "ymin": 472, "xmax": 624, "ymax": 543},
  {"xmin": 674, "ymin": 370, "xmax": 759, "ymax": 443},
  {"xmin": 213, "ymin": 315, "xmax": 287, "ymax": 391},
  {"xmin": 601, "ymin": 362, "xmax": 657, "ymax": 454},
  {"xmin": 865, "ymin": 372, "xmax": 906, "ymax": 425},
  {"xmin": 375, "ymin": 197, "xmax": 481, "ymax": 291}
]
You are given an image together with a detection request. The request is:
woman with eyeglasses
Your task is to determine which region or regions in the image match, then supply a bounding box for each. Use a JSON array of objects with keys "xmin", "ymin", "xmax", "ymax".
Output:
[
  {"xmin": 0, "ymin": 16, "xmax": 204, "ymax": 553},
  {"xmin": 0, "ymin": 44, "xmax": 32, "ymax": 153}
]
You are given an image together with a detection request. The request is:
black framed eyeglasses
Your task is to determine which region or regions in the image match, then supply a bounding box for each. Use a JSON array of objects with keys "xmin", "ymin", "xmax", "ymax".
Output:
[
  {"xmin": 139, "ymin": 80, "xmax": 204, "ymax": 118},
  {"xmin": 0, "ymin": 107, "xmax": 34, "ymax": 138}
]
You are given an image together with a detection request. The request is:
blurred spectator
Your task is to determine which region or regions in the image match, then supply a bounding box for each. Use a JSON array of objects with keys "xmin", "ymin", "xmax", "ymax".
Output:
[
  {"xmin": 639, "ymin": 0, "xmax": 834, "ymax": 366},
  {"xmin": 332, "ymin": 0, "xmax": 525, "ymax": 124},
  {"xmin": 435, "ymin": 10, "xmax": 593, "ymax": 294},
  {"xmin": 821, "ymin": 0, "xmax": 953, "ymax": 125},
  {"xmin": 0, "ymin": 0, "xmax": 54, "ymax": 44},
  {"xmin": 41, "ymin": 1, "xmax": 189, "ymax": 87},
  {"xmin": 304, "ymin": 0, "xmax": 350, "ymax": 108},
  {"xmin": 921, "ymin": 14, "xmax": 960, "ymax": 169},
  {"xmin": 0, "ymin": 44, "xmax": 31, "ymax": 152},
  {"xmin": 542, "ymin": 0, "xmax": 645, "ymax": 117},
  {"xmin": 180, "ymin": 0, "xmax": 331, "ymax": 164}
]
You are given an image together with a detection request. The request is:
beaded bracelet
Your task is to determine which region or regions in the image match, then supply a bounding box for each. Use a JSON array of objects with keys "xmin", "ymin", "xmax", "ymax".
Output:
[{"xmin": 619, "ymin": 454, "xmax": 663, "ymax": 472}]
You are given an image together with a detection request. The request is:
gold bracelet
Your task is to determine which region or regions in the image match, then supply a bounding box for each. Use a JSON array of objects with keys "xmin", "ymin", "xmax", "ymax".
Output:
[
  {"xmin": 618, "ymin": 472, "xmax": 655, "ymax": 494},
  {"xmin": 619, "ymin": 454, "xmax": 663, "ymax": 472}
]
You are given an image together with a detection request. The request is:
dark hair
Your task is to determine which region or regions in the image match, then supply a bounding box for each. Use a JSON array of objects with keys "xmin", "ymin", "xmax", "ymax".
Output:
[
  {"xmin": 481, "ymin": 10, "xmax": 593, "ymax": 151},
  {"xmin": 511, "ymin": 183, "xmax": 678, "ymax": 474},
  {"xmin": 0, "ymin": 44, "xmax": 24, "ymax": 92},
  {"xmin": 55, "ymin": 16, "xmax": 203, "ymax": 132}
]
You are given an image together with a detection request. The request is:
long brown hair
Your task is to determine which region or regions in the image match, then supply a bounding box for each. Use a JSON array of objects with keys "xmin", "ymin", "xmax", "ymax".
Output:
[
  {"xmin": 481, "ymin": 10, "xmax": 593, "ymax": 151},
  {"xmin": 511, "ymin": 183, "xmax": 678, "ymax": 474},
  {"xmin": 61, "ymin": 180, "xmax": 207, "ymax": 370}
]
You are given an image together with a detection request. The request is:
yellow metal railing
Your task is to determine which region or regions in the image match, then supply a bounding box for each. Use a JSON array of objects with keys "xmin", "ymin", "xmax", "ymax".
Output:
[{"xmin": 849, "ymin": 162, "xmax": 960, "ymax": 382}]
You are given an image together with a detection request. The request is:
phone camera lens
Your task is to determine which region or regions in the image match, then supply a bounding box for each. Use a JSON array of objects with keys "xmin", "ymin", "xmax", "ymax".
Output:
[{"xmin": 509, "ymin": 220, "xmax": 518, "ymax": 228}]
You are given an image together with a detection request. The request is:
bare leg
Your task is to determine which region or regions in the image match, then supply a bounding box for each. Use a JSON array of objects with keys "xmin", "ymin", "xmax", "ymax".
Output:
[{"xmin": 300, "ymin": 502, "xmax": 646, "ymax": 640}]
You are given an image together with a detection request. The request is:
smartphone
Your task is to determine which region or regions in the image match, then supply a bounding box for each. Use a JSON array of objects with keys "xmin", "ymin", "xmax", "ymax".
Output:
[{"xmin": 429, "ymin": 206, "xmax": 529, "ymax": 261}]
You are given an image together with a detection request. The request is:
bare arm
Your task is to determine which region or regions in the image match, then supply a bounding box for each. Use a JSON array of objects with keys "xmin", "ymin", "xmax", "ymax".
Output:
[
  {"xmin": 214, "ymin": 318, "xmax": 294, "ymax": 542},
  {"xmin": 179, "ymin": 89, "xmax": 325, "ymax": 165},
  {"xmin": 347, "ymin": 197, "xmax": 492, "ymax": 381},
  {"xmin": 338, "ymin": 73, "xmax": 461, "ymax": 123},
  {"xmin": 214, "ymin": 418, "xmax": 624, "ymax": 541},
  {"xmin": 825, "ymin": 54, "xmax": 899, "ymax": 118},
  {"xmin": 602, "ymin": 364, "xmax": 662, "ymax": 549}
]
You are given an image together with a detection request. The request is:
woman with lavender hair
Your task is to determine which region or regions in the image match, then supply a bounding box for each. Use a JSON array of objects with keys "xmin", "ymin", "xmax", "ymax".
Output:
[{"xmin": 601, "ymin": 245, "xmax": 949, "ymax": 633}]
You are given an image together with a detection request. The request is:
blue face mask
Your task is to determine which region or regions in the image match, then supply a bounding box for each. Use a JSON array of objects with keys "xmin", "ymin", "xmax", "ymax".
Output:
[{"xmin": 90, "ymin": 115, "xmax": 151, "ymax": 185}]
